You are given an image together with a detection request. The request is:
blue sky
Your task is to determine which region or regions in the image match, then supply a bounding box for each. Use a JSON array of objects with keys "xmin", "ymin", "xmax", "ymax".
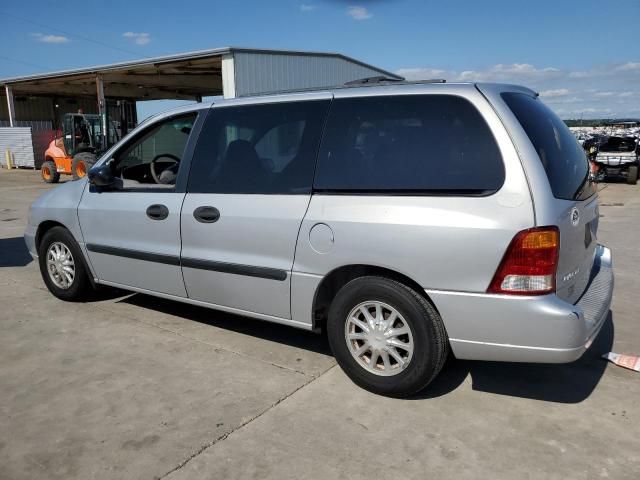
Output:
[{"xmin": 1, "ymin": 0, "xmax": 639, "ymax": 119}]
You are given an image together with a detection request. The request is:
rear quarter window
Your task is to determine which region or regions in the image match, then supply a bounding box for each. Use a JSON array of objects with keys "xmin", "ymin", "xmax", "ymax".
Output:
[
  {"xmin": 501, "ymin": 92, "xmax": 594, "ymax": 201},
  {"xmin": 313, "ymin": 95, "xmax": 504, "ymax": 194}
]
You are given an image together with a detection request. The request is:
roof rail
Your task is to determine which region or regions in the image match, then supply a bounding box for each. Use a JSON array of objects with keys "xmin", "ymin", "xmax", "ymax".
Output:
[
  {"xmin": 344, "ymin": 76, "xmax": 447, "ymax": 87},
  {"xmin": 344, "ymin": 76, "xmax": 404, "ymax": 86}
]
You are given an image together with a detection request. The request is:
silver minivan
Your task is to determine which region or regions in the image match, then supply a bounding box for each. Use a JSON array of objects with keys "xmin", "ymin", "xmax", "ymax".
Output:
[{"xmin": 25, "ymin": 81, "xmax": 614, "ymax": 397}]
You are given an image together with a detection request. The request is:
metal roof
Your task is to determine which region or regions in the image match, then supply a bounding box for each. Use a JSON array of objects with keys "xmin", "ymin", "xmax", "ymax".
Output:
[{"xmin": 0, "ymin": 47, "xmax": 401, "ymax": 85}]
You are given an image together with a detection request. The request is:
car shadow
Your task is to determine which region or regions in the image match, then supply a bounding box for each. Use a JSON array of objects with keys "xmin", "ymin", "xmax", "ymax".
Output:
[
  {"xmin": 117, "ymin": 292, "xmax": 613, "ymax": 403},
  {"xmin": 0, "ymin": 236, "xmax": 33, "ymax": 267},
  {"xmin": 118, "ymin": 293, "xmax": 333, "ymax": 357},
  {"xmin": 413, "ymin": 312, "xmax": 615, "ymax": 404}
]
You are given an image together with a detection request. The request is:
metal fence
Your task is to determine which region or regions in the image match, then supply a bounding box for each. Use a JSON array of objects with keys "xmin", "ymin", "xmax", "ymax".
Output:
[
  {"xmin": 0, "ymin": 127, "xmax": 36, "ymax": 168},
  {"xmin": 0, "ymin": 121, "xmax": 55, "ymax": 168}
]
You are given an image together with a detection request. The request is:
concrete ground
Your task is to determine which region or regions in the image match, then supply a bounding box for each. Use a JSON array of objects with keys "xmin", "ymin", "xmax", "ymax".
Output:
[{"xmin": 0, "ymin": 168, "xmax": 638, "ymax": 480}]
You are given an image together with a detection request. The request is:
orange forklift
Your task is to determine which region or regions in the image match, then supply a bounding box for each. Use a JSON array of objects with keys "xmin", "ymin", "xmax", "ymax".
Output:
[{"xmin": 41, "ymin": 112, "xmax": 119, "ymax": 183}]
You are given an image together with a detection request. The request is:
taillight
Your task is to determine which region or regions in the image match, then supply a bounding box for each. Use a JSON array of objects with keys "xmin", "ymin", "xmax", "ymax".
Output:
[{"xmin": 488, "ymin": 227, "xmax": 559, "ymax": 295}]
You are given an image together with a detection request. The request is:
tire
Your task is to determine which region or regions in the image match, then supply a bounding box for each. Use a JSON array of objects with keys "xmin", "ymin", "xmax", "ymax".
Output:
[
  {"xmin": 627, "ymin": 166, "xmax": 638, "ymax": 185},
  {"xmin": 72, "ymin": 152, "xmax": 97, "ymax": 180},
  {"xmin": 327, "ymin": 276, "xmax": 449, "ymax": 398},
  {"xmin": 41, "ymin": 160, "xmax": 60, "ymax": 184},
  {"xmin": 38, "ymin": 226, "xmax": 93, "ymax": 301}
]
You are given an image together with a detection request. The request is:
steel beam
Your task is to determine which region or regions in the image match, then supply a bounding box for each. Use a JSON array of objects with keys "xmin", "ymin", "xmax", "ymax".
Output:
[
  {"xmin": 5, "ymin": 85, "xmax": 16, "ymax": 127},
  {"xmin": 96, "ymin": 75, "xmax": 107, "ymax": 148},
  {"xmin": 221, "ymin": 54, "xmax": 236, "ymax": 99}
]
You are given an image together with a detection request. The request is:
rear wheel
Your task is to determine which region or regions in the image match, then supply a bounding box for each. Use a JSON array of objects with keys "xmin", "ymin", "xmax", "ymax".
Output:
[
  {"xmin": 41, "ymin": 160, "xmax": 60, "ymax": 184},
  {"xmin": 627, "ymin": 165, "xmax": 638, "ymax": 185},
  {"xmin": 327, "ymin": 276, "xmax": 449, "ymax": 398},
  {"xmin": 38, "ymin": 226, "xmax": 93, "ymax": 301},
  {"xmin": 72, "ymin": 152, "xmax": 97, "ymax": 180}
]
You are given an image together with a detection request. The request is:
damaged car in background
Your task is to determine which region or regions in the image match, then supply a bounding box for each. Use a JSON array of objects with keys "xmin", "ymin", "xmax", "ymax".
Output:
[{"xmin": 592, "ymin": 136, "xmax": 639, "ymax": 184}]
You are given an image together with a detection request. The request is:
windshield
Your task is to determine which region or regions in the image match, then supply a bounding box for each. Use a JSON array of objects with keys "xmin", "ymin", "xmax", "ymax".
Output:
[
  {"xmin": 599, "ymin": 137, "xmax": 638, "ymax": 153},
  {"xmin": 502, "ymin": 92, "xmax": 595, "ymax": 201}
]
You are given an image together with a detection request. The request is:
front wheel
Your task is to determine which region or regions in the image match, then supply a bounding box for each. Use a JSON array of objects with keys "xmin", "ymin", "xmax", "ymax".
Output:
[
  {"xmin": 327, "ymin": 276, "xmax": 449, "ymax": 397},
  {"xmin": 38, "ymin": 226, "xmax": 93, "ymax": 301},
  {"xmin": 72, "ymin": 152, "xmax": 97, "ymax": 180},
  {"xmin": 627, "ymin": 165, "xmax": 638, "ymax": 185}
]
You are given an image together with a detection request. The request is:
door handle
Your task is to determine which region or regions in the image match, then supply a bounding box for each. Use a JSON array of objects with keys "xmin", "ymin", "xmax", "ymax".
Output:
[
  {"xmin": 193, "ymin": 206, "xmax": 220, "ymax": 223},
  {"xmin": 146, "ymin": 204, "xmax": 169, "ymax": 220}
]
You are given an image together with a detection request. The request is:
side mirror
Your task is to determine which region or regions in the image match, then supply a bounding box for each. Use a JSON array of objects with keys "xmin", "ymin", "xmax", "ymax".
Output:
[{"xmin": 88, "ymin": 163, "xmax": 115, "ymax": 188}]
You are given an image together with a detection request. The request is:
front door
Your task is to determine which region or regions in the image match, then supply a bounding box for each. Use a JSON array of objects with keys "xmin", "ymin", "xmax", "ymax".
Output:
[
  {"xmin": 78, "ymin": 112, "xmax": 199, "ymax": 297},
  {"xmin": 180, "ymin": 97, "xmax": 331, "ymax": 319}
]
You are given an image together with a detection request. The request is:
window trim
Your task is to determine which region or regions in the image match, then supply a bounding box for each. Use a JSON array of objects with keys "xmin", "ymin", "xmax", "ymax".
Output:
[
  {"xmin": 90, "ymin": 110, "xmax": 205, "ymax": 194},
  {"xmin": 311, "ymin": 94, "xmax": 506, "ymax": 197},
  {"xmin": 311, "ymin": 188, "xmax": 499, "ymax": 197}
]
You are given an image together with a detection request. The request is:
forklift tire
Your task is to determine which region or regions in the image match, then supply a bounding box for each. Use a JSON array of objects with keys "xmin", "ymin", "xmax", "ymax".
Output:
[
  {"xmin": 72, "ymin": 152, "xmax": 97, "ymax": 181},
  {"xmin": 627, "ymin": 166, "xmax": 638, "ymax": 185},
  {"xmin": 41, "ymin": 161, "xmax": 60, "ymax": 184}
]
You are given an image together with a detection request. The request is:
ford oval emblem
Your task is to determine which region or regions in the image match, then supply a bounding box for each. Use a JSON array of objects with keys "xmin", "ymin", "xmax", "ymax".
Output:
[{"xmin": 571, "ymin": 207, "xmax": 580, "ymax": 226}]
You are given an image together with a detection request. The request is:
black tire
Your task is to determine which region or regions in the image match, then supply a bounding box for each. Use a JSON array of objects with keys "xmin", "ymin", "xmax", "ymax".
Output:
[
  {"xmin": 327, "ymin": 276, "xmax": 449, "ymax": 398},
  {"xmin": 38, "ymin": 226, "xmax": 93, "ymax": 301},
  {"xmin": 72, "ymin": 152, "xmax": 97, "ymax": 181},
  {"xmin": 627, "ymin": 166, "xmax": 638, "ymax": 185},
  {"xmin": 41, "ymin": 160, "xmax": 60, "ymax": 184}
]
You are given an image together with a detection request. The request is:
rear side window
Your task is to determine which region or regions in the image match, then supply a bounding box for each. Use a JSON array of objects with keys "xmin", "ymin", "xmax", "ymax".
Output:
[
  {"xmin": 502, "ymin": 92, "xmax": 594, "ymax": 201},
  {"xmin": 188, "ymin": 100, "xmax": 329, "ymax": 194},
  {"xmin": 314, "ymin": 95, "xmax": 504, "ymax": 194}
]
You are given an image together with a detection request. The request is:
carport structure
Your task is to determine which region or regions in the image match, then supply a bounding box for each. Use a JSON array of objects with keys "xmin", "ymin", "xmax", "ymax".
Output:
[
  {"xmin": 1, "ymin": 47, "xmax": 401, "ymax": 126},
  {"xmin": 0, "ymin": 47, "xmax": 400, "ymax": 167}
]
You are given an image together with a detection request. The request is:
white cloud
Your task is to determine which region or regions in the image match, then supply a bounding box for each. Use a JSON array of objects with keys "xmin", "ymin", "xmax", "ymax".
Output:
[
  {"xmin": 398, "ymin": 63, "xmax": 561, "ymax": 84},
  {"xmin": 123, "ymin": 32, "xmax": 150, "ymax": 45},
  {"xmin": 539, "ymin": 88, "xmax": 570, "ymax": 98},
  {"xmin": 616, "ymin": 62, "xmax": 640, "ymax": 72},
  {"xmin": 300, "ymin": 4, "xmax": 316, "ymax": 11},
  {"xmin": 594, "ymin": 90, "xmax": 638, "ymax": 98},
  {"xmin": 395, "ymin": 60, "xmax": 640, "ymax": 118},
  {"xmin": 457, "ymin": 63, "xmax": 560, "ymax": 82},
  {"xmin": 347, "ymin": 6, "xmax": 372, "ymax": 20},
  {"xmin": 31, "ymin": 33, "xmax": 69, "ymax": 44}
]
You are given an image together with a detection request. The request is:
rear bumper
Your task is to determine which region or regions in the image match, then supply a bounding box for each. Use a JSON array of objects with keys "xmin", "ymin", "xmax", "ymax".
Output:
[
  {"xmin": 428, "ymin": 244, "xmax": 613, "ymax": 363},
  {"xmin": 596, "ymin": 159, "xmax": 638, "ymax": 177}
]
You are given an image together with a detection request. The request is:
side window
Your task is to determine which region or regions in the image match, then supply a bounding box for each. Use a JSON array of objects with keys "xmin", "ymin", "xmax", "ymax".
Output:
[
  {"xmin": 113, "ymin": 114, "xmax": 197, "ymax": 188},
  {"xmin": 188, "ymin": 100, "xmax": 329, "ymax": 194},
  {"xmin": 255, "ymin": 120, "xmax": 305, "ymax": 172},
  {"xmin": 314, "ymin": 95, "xmax": 504, "ymax": 193}
]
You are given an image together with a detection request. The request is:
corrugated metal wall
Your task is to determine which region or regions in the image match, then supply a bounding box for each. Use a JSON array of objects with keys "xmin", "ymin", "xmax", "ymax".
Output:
[
  {"xmin": 0, "ymin": 96, "xmax": 99, "ymax": 126},
  {"xmin": 0, "ymin": 127, "xmax": 35, "ymax": 168},
  {"xmin": 234, "ymin": 52, "xmax": 394, "ymax": 97}
]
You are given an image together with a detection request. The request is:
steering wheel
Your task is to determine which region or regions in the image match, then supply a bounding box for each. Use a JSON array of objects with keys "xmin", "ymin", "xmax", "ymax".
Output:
[{"xmin": 150, "ymin": 154, "xmax": 180, "ymax": 184}]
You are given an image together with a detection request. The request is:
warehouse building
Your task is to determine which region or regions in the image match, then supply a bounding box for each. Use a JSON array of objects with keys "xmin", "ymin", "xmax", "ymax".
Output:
[{"xmin": 0, "ymin": 47, "xmax": 400, "ymax": 167}]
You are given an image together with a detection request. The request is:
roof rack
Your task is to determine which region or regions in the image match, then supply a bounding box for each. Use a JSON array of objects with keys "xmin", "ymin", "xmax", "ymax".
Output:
[
  {"xmin": 343, "ymin": 76, "xmax": 447, "ymax": 87},
  {"xmin": 344, "ymin": 76, "xmax": 405, "ymax": 86}
]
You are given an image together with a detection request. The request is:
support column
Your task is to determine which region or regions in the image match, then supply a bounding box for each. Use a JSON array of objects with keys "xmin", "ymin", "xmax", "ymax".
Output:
[
  {"xmin": 95, "ymin": 75, "xmax": 107, "ymax": 148},
  {"xmin": 5, "ymin": 85, "xmax": 16, "ymax": 127},
  {"xmin": 221, "ymin": 53, "xmax": 236, "ymax": 99}
]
